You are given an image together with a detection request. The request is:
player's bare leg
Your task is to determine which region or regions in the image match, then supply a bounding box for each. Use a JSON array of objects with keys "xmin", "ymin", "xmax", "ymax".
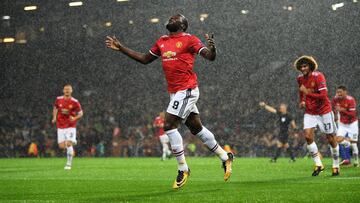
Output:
[
  {"xmin": 164, "ymin": 113, "xmax": 189, "ymax": 189},
  {"xmin": 336, "ymin": 136, "xmax": 351, "ymax": 148},
  {"xmin": 304, "ymin": 128, "xmax": 324, "ymax": 176},
  {"xmin": 185, "ymin": 113, "xmax": 233, "ymax": 181},
  {"xmin": 327, "ymin": 134, "xmax": 340, "ymax": 176}
]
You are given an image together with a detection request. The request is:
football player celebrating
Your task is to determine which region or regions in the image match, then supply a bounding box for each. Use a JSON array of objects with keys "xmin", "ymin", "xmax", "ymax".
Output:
[
  {"xmin": 294, "ymin": 55, "xmax": 340, "ymax": 176},
  {"xmin": 52, "ymin": 84, "xmax": 83, "ymax": 170},
  {"xmin": 332, "ymin": 85, "xmax": 359, "ymax": 167},
  {"xmin": 106, "ymin": 14, "xmax": 233, "ymax": 189}
]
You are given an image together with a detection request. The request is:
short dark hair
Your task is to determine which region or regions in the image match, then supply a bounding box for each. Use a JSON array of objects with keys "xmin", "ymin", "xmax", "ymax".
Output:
[{"xmin": 337, "ymin": 85, "xmax": 347, "ymax": 91}]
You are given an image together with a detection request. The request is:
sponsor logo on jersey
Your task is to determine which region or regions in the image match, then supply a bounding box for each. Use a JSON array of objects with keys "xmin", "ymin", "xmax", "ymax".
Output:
[
  {"xmin": 163, "ymin": 51, "xmax": 176, "ymax": 59},
  {"xmin": 176, "ymin": 41, "xmax": 183, "ymax": 48},
  {"xmin": 61, "ymin": 109, "xmax": 69, "ymax": 114}
]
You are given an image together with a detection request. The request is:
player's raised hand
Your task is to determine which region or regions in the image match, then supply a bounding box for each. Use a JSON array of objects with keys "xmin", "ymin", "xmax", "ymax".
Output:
[
  {"xmin": 106, "ymin": 35, "xmax": 122, "ymax": 51},
  {"xmin": 299, "ymin": 101, "xmax": 306, "ymax": 109},
  {"xmin": 205, "ymin": 33, "xmax": 216, "ymax": 50},
  {"xmin": 51, "ymin": 118, "xmax": 56, "ymax": 124},
  {"xmin": 259, "ymin": 101, "xmax": 266, "ymax": 107}
]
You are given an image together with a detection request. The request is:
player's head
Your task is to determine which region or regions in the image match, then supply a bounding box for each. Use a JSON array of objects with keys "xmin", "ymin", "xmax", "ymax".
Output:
[
  {"xmin": 166, "ymin": 14, "xmax": 188, "ymax": 33},
  {"xmin": 279, "ymin": 103, "xmax": 288, "ymax": 114},
  {"xmin": 63, "ymin": 84, "xmax": 73, "ymax": 97},
  {"xmin": 336, "ymin": 85, "xmax": 347, "ymax": 98},
  {"xmin": 294, "ymin": 55, "xmax": 318, "ymax": 75}
]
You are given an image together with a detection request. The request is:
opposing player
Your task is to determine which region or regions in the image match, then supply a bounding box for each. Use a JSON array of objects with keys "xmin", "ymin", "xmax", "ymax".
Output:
[
  {"xmin": 51, "ymin": 84, "xmax": 83, "ymax": 170},
  {"xmin": 294, "ymin": 55, "xmax": 340, "ymax": 176},
  {"xmin": 153, "ymin": 111, "xmax": 171, "ymax": 160},
  {"xmin": 259, "ymin": 102, "xmax": 297, "ymax": 162},
  {"xmin": 332, "ymin": 85, "xmax": 359, "ymax": 167},
  {"xmin": 106, "ymin": 14, "xmax": 233, "ymax": 189}
]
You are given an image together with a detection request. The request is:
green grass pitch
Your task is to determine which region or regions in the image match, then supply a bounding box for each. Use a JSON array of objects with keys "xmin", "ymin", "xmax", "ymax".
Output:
[{"xmin": 0, "ymin": 157, "xmax": 359, "ymax": 202}]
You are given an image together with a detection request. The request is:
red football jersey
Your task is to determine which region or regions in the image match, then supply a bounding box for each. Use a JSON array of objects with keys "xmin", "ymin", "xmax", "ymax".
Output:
[
  {"xmin": 149, "ymin": 32, "xmax": 206, "ymax": 93},
  {"xmin": 297, "ymin": 71, "xmax": 332, "ymax": 115},
  {"xmin": 54, "ymin": 96, "xmax": 82, "ymax": 129},
  {"xmin": 332, "ymin": 95, "xmax": 358, "ymax": 124},
  {"xmin": 153, "ymin": 116, "xmax": 165, "ymax": 137}
]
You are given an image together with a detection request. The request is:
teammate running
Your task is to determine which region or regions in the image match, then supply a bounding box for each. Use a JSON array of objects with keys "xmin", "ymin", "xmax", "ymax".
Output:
[
  {"xmin": 259, "ymin": 102, "xmax": 297, "ymax": 162},
  {"xmin": 294, "ymin": 55, "xmax": 340, "ymax": 176},
  {"xmin": 106, "ymin": 14, "xmax": 233, "ymax": 189},
  {"xmin": 52, "ymin": 84, "xmax": 83, "ymax": 170},
  {"xmin": 332, "ymin": 85, "xmax": 359, "ymax": 167},
  {"xmin": 153, "ymin": 111, "xmax": 171, "ymax": 161}
]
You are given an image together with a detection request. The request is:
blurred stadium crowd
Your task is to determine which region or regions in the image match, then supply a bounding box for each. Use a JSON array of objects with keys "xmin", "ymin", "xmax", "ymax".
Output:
[{"xmin": 1, "ymin": 0, "xmax": 359, "ymax": 158}]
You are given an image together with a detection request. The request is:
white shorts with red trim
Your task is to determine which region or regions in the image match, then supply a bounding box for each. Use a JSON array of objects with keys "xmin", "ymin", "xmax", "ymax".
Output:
[
  {"xmin": 303, "ymin": 112, "xmax": 337, "ymax": 134},
  {"xmin": 166, "ymin": 87, "xmax": 199, "ymax": 120},
  {"xmin": 57, "ymin": 128, "xmax": 77, "ymax": 144}
]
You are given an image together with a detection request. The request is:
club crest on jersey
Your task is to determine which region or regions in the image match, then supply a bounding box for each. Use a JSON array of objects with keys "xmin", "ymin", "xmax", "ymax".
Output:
[
  {"xmin": 176, "ymin": 41, "xmax": 183, "ymax": 48},
  {"xmin": 163, "ymin": 51, "xmax": 176, "ymax": 58}
]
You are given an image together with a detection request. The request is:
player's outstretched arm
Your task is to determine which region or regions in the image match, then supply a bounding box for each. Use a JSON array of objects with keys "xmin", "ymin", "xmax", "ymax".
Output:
[
  {"xmin": 200, "ymin": 34, "xmax": 216, "ymax": 61},
  {"xmin": 259, "ymin": 102, "xmax": 277, "ymax": 113},
  {"xmin": 106, "ymin": 35, "xmax": 157, "ymax": 64},
  {"xmin": 52, "ymin": 108, "xmax": 58, "ymax": 124},
  {"xmin": 290, "ymin": 120, "xmax": 298, "ymax": 130}
]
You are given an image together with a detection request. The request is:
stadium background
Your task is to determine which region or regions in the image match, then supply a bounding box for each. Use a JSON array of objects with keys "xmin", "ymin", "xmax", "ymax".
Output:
[{"xmin": 1, "ymin": 0, "xmax": 359, "ymax": 158}]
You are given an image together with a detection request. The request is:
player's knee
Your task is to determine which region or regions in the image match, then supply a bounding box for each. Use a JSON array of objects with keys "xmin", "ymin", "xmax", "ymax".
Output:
[
  {"xmin": 59, "ymin": 143, "xmax": 65, "ymax": 149},
  {"xmin": 164, "ymin": 122, "xmax": 176, "ymax": 132},
  {"xmin": 185, "ymin": 119, "xmax": 202, "ymax": 135},
  {"xmin": 65, "ymin": 141, "xmax": 73, "ymax": 147}
]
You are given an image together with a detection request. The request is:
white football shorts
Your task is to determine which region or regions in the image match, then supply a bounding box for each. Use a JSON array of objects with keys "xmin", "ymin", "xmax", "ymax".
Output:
[
  {"xmin": 57, "ymin": 128, "xmax": 77, "ymax": 144},
  {"xmin": 159, "ymin": 134, "xmax": 170, "ymax": 144},
  {"xmin": 303, "ymin": 112, "xmax": 337, "ymax": 134},
  {"xmin": 166, "ymin": 87, "xmax": 200, "ymax": 120},
  {"xmin": 337, "ymin": 121, "xmax": 358, "ymax": 141}
]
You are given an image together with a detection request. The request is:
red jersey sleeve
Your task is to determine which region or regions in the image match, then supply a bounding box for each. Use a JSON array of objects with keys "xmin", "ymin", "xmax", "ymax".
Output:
[
  {"xmin": 54, "ymin": 98, "xmax": 59, "ymax": 109},
  {"xmin": 189, "ymin": 35, "xmax": 206, "ymax": 54},
  {"xmin": 149, "ymin": 40, "xmax": 161, "ymax": 57},
  {"xmin": 74, "ymin": 101, "xmax": 82, "ymax": 113}
]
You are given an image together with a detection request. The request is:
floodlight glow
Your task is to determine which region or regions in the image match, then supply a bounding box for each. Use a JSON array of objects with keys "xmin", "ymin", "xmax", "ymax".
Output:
[
  {"xmin": 241, "ymin": 10, "xmax": 249, "ymax": 14},
  {"xmin": 24, "ymin": 6, "xmax": 37, "ymax": 11},
  {"xmin": 69, "ymin": 1, "xmax": 83, "ymax": 7},
  {"xmin": 129, "ymin": 20, "xmax": 134, "ymax": 25},
  {"xmin": 117, "ymin": 0, "xmax": 129, "ymax": 2},
  {"xmin": 2, "ymin": 16, "xmax": 10, "ymax": 20},
  {"xmin": 150, "ymin": 18, "xmax": 160, "ymax": 23},
  {"xmin": 3, "ymin": 37, "xmax": 15, "ymax": 43},
  {"xmin": 105, "ymin": 22, "xmax": 112, "ymax": 27},
  {"xmin": 332, "ymin": 2, "xmax": 344, "ymax": 10}
]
